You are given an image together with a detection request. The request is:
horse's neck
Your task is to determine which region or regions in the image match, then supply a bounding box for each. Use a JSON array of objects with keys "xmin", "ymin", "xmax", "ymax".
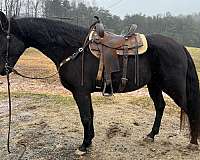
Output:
[
  {"xmin": 37, "ymin": 46, "xmax": 71, "ymax": 67},
  {"xmin": 26, "ymin": 42, "xmax": 67, "ymax": 68},
  {"xmin": 12, "ymin": 19, "xmax": 73, "ymax": 67}
]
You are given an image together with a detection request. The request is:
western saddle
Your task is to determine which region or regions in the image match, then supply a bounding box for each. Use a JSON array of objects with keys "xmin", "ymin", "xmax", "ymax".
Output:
[{"xmin": 89, "ymin": 21, "xmax": 148, "ymax": 96}]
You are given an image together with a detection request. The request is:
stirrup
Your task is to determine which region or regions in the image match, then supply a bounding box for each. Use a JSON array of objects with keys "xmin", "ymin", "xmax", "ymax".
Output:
[{"xmin": 102, "ymin": 81, "xmax": 113, "ymax": 96}]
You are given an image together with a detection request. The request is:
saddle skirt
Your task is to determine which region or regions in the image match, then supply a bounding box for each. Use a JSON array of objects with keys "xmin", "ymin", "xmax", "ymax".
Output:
[{"xmin": 89, "ymin": 31, "xmax": 148, "ymax": 58}]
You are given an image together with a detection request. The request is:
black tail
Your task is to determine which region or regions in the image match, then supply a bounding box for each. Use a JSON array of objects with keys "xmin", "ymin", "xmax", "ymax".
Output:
[{"xmin": 184, "ymin": 47, "xmax": 200, "ymax": 142}]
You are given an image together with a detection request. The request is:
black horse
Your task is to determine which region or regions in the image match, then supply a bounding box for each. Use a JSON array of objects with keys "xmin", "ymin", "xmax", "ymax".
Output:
[{"xmin": 0, "ymin": 11, "xmax": 200, "ymax": 154}]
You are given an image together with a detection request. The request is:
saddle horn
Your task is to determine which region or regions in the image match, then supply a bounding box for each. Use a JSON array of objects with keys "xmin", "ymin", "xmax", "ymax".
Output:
[
  {"xmin": 94, "ymin": 16, "xmax": 100, "ymax": 22},
  {"xmin": 93, "ymin": 16, "xmax": 104, "ymax": 38},
  {"xmin": 95, "ymin": 23, "xmax": 104, "ymax": 38}
]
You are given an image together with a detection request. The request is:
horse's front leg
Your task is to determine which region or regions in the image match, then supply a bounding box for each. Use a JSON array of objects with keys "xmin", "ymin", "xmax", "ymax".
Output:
[{"xmin": 73, "ymin": 91, "xmax": 94, "ymax": 154}]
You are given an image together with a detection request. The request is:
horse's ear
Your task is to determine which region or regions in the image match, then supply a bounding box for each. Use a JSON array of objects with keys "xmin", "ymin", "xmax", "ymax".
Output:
[{"xmin": 0, "ymin": 11, "xmax": 8, "ymax": 31}]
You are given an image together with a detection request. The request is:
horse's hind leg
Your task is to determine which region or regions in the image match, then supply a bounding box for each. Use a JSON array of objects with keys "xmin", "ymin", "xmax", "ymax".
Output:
[
  {"xmin": 144, "ymin": 83, "xmax": 166, "ymax": 142},
  {"xmin": 73, "ymin": 91, "xmax": 94, "ymax": 154},
  {"xmin": 164, "ymin": 85, "xmax": 199, "ymax": 148}
]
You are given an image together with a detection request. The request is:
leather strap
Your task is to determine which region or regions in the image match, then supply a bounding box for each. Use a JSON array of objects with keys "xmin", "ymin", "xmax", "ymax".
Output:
[
  {"xmin": 102, "ymin": 46, "xmax": 114, "ymax": 96},
  {"xmin": 96, "ymin": 45, "xmax": 114, "ymax": 96},
  {"xmin": 134, "ymin": 36, "xmax": 139, "ymax": 86},
  {"xmin": 118, "ymin": 39, "xmax": 129, "ymax": 92},
  {"xmin": 103, "ymin": 47, "xmax": 113, "ymax": 85},
  {"xmin": 96, "ymin": 45, "xmax": 104, "ymax": 81}
]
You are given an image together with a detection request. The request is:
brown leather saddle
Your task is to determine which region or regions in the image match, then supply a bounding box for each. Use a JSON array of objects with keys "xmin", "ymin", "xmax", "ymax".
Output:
[{"xmin": 89, "ymin": 23, "xmax": 148, "ymax": 96}]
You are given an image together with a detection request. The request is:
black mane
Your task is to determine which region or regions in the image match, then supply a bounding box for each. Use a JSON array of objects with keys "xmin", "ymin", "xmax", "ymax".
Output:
[{"xmin": 12, "ymin": 17, "xmax": 89, "ymax": 48}]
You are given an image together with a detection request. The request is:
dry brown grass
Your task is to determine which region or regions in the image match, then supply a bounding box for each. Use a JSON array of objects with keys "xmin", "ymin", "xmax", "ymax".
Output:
[
  {"xmin": 16, "ymin": 48, "xmax": 57, "ymax": 78},
  {"xmin": 20, "ymin": 48, "xmax": 55, "ymax": 68}
]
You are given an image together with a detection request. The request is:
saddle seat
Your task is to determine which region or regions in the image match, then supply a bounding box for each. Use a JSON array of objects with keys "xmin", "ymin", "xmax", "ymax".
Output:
[{"xmin": 101, "ymin": 32, "xmax": 130, "ymax": 48}]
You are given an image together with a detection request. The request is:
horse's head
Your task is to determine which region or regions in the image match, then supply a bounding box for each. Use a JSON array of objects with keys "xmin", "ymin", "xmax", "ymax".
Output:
[{"xmin": 0, "ymin": 11, "xmax": 25, "ymax": 76}]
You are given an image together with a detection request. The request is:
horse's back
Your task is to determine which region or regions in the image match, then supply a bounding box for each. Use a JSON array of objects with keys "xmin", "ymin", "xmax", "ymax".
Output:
[{"xmin": 146, "ymin": 34, "xmax": 188, "ymax": 67}]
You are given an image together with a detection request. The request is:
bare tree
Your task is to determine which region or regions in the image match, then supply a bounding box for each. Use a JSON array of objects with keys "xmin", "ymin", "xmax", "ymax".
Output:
[
  {"xmin": 31, "ymin": 0, "xmax": 40, "ymax": 17},
  {"xmin": 25, "ymin": 0, "xmax": 30, "ymax": 16},
  {"xmin": 4, "ymin": 0, "xmax": 14, "ymax": 17},
  {"xmin": 41, "ymin": 0, "xmax": 46, "ymax": 17},
  {"xmin": 0, "ymin": 1, "xmax": 3, "ymax": 11},
  {"xmin": 4, "ymin": 0, "xmax": 9, "ymax": 15},
  {"xmin": 14, "ymin": 0, "xmax": 23, "ymax": 16},
  {"xmin": 2, "ymin": 0, "xmax": 23, "ymax": 16}
]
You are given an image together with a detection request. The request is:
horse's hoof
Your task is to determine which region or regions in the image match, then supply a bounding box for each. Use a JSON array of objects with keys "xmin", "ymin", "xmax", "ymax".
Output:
[
  {"xmin": 143, "ymin": 136, "xmax": 154, "ymax": 143},
  {"xmin": 75, "ymin": 148, "xmax": 86, "ymax": 156},
  {"xmin": 187, "ymin": 143, "xmax": 199, "ymax": 151}
]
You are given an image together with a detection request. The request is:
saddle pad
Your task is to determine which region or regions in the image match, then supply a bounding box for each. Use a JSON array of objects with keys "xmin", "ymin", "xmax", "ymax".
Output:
[{"xmin": 89, "ymin": 31, "xmax": 148, "ymax": 58}]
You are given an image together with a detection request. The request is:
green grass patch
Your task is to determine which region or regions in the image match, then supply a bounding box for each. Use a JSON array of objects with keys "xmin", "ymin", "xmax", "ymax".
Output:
[
  {"xmin": 0, "ymin": 92, "xmax": 155, "ymax": 108},
  {"xmin": 0, "ymin": 92, "xmax": 75, "ymax": 106}
]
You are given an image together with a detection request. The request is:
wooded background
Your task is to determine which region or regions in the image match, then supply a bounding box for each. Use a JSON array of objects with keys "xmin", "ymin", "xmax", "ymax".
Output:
[{"xmin": 1, "ymin": 0, "xmax": 200, "ymax": 47}]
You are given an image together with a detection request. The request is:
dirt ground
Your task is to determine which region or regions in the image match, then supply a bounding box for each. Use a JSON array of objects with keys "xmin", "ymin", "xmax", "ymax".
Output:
[{"xmin": 0, "ymin": 48, "xmax": 200, "ymax": 160}]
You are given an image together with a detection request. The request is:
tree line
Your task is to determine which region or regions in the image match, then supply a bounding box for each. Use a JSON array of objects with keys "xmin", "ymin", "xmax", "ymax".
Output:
[{"xmin": 1, "ymin": 0, "xmax": 200, "ymax": 47}]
